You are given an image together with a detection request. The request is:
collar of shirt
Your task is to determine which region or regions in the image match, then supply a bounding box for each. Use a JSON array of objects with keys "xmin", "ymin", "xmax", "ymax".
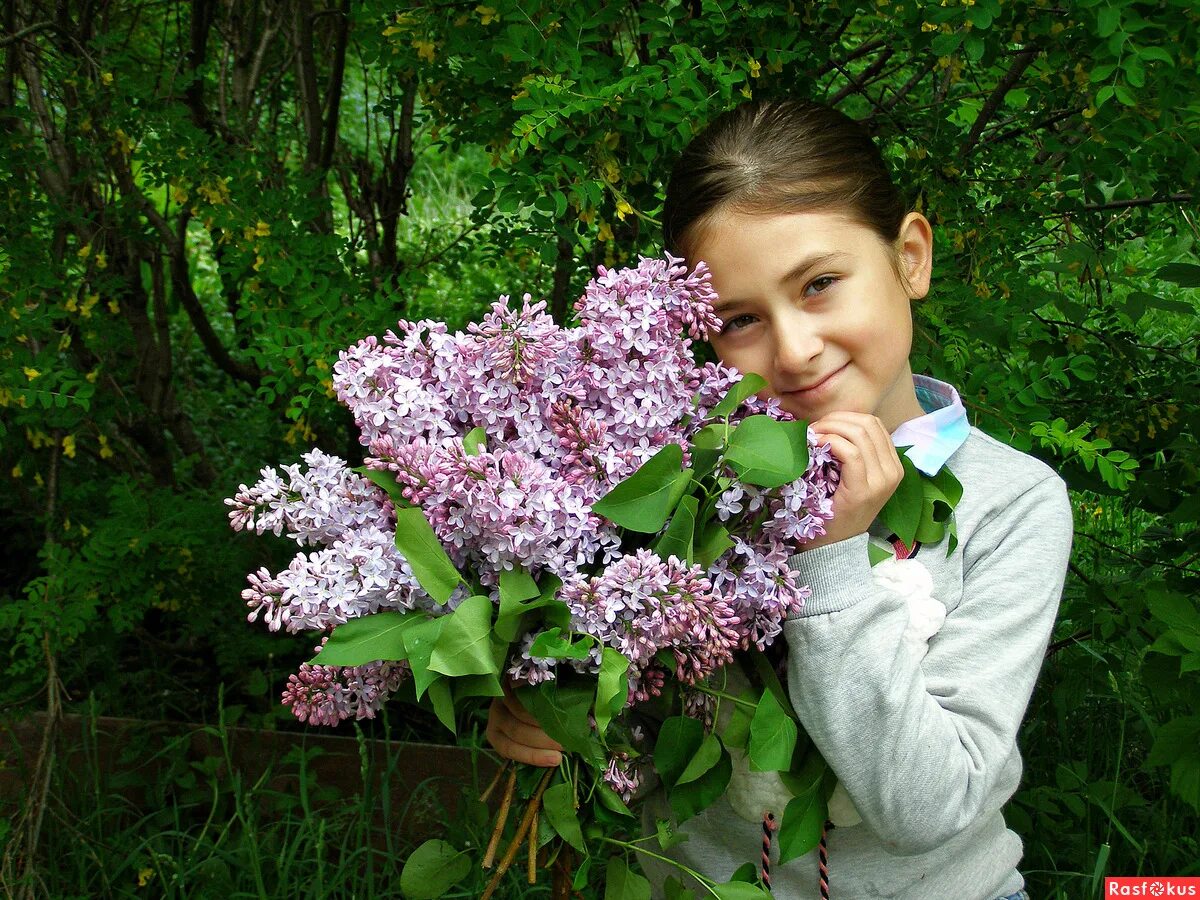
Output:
[{"xmin": 890, "ymin": 375, "xmax": 970, "ymax": 476}]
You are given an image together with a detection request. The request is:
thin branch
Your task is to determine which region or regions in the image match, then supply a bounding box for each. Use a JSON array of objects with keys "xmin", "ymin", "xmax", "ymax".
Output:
[
  {"xmin": 1084, "ymin": 193, "xmax": 1193, "ymax": 212},
  {"xmin": 0, "ymin": 19, "xmax": 56, "ymax": 47},
  {"xmin": 962, "ymin": 48, "xmax": 1039, "ymax": 155},
  {"xmin": 319, "ymin": 0, "xmax": 350, "ymax": 171},
  {"xmin": 1074, "ymin": 530, "xmax": 1200, "ymax": 577},
  {"xmin": 828, "ymin": 47, "xmax": 895, "ymax": 106}
]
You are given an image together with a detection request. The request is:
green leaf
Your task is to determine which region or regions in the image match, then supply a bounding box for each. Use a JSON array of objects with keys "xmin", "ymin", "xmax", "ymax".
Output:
[
  {"xmin": 777, "ymin": 788, "xmax": 828, "ymax": 865},
  {"xmin": 528, "ymin": 627, "xmax": 594, "ymax": 660},
  {"xmin": 669, "ymin": 748, "xmax": 731, "ymax": 822},
  {"xmin": 592, "ymin": 443, "xmax": 694, "ymax": 533},
  {"xmin": 1097, "ymin": 5, "xmax": 1120, "ymax": 38},
  {"xmin": 748, "ymin": 688, "xmax": 798, "ymax": 772},
  {"xmin": 654, "ymin": 716, "xmax": 706, "ymax": 788},
  {"xmin": 604, "ymin": 857, "xmax": 651, "ymax": 900},
  {"xmin": 354, "ymin": 466, "xmax": 408, "ymax": 506},
  {"xmin": 930, "ymin": 31, "xmax": 963, "ymax": 55},
  {"xmin": 711, "ymin": 882, "xmax": 772, "ymax": 899},
  {"xmin": 695, "ymin": 522, "xmax": 735, "ymax": 568},
  {"xmin": 676, "ymin": 732, "xmax": 723, "ymax": 785},
  {"xmin": 399, "ymin": 839, "xmax": 472, "ymax": 899},
  {"xmin": 1157, "ymin": 263, "xmax": 1200, "ymax": 288},
  {"xmin": 724, "ymin": 416, "xmax": 810, "ymax": 489},
  {"xmin": 520, "ymin": 680, "xmax": 605, "ymax": 768},
  {"xmin": 394, "ymin": 506, "xmax": 463, "ymax": 604},
  {"xmin": 426, "ymin": 677, "xmax": 456, "ymax": 734},
  {"xmin": 495, "ymin": 572, "xmax": 566, "ymax": 642},
  {"xmin": 867, "ymin": 542, "xmax": 893, "ymax": 567},
  {"xmin": 451, "ymin": 672, "xmax": 504, "ymax": 702},
  {"xmin": 663, "ymin": 876, "xmax": 697, "ymax": 900},
  {"xmin": 543, "ymin": 781, "xmax": 585, "ymax": 851},
  {"xmin": 719, "ymin": 687, "xmax": 758, "ymax": 751},
  {"xmin": 403, "ymin": 616, "xmax": 447, "ymax": 699},
  {"xmin": 879, "ymin": 453, "xmax": 923, "ymax": 547},
  {"xmin": 653, "ymin": 494, "xmax": 698, "ymax": 564},
  {"xmin": 1146, "ymin": 717, "xmax": 1200, "ymax": 812},
  {"xmin": 595, "ymin": 781, "xmax": 635, "ymax": 817},
  {"xmin": 710, "ymin": 373, "xmax": 768, "ymax": 418},
  {"xmin": 429, "ymin": 595, "xmax": 499, "ymax": 677},
  {"xmin": 656, "ymin": 818, "xmax": 690, "ymax": 850},
  {"xmin": 495, "ymin": 566, "xmax": 541, "ymax": 642},
  {"xmin": 728, "ymin": 863, "xmax": 758, "ymax": 883},
  {"xmin": 463, "ymin": 426, "xmax": 487, "ymax": 455},
  {"xmin": 595, "ymin": 647, "xmax": 630, "ymax": 736},
  {"xmin": 310, "ymin": 611, "xmax": 425, "ymax": 666}
]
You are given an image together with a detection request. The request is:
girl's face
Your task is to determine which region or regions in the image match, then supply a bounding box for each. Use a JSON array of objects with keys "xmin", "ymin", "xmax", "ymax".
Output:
[{"xmin": 693, "ymin": 208, "xmax": 933, "ymax": 431}]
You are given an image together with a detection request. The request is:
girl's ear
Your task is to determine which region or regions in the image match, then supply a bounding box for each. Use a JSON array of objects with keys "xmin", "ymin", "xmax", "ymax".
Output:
[{"xmin": 896, "ymin": 212, "xmax": 934, "ymax": 300}]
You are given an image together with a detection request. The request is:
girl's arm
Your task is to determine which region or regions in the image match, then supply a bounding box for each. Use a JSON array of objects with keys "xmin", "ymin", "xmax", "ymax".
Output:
[{"xmin": 783, "ymin": 460, "xmax": 1072, "ymax": 856}]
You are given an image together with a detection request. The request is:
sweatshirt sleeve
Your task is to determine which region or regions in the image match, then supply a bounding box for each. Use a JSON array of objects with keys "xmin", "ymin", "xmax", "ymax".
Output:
[{"xmin": 782, "ymin": 473, "xmax": 1073, "ymax": 856}]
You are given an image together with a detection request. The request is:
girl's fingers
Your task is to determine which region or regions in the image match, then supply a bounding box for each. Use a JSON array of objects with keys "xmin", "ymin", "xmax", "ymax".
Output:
[
  {"xmin": 489, "ymin": 686, "xmax": 563, "ymax": 763},
  {"xmin": 501, "ymin": 680, "xmax": 543, "ymax": 727},
  {"xmin": 486, "ymin": 699, "xmax": 563, "ymax": 766},
  {"xmin": 812, "ymin": 413, "xmax": 901, "ymax": 488}
]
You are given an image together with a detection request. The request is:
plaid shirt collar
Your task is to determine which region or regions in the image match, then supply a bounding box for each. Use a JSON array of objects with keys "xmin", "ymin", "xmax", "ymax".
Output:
[{"xmin": 890, "ymin": 375, "xmax": 970, "ymax": 476}]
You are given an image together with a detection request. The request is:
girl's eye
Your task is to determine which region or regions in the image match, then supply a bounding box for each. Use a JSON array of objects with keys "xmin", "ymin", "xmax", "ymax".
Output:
[
  {"xmin": 720, "ymin": 314, "xmax": 757, "ymax": 333},
  {"xmin": 806, "ymin": 275, "xmax": 837, "ymax": 296}
]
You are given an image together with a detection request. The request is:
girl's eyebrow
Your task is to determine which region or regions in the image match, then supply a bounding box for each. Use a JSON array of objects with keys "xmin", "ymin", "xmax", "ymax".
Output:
[
  {"xmin": 712, "ymin": 251, "xmax": 852, "ymax": 314},
  {"xmin": 779, "ymin": 251, "xmax": 852, "ymax": 285}
]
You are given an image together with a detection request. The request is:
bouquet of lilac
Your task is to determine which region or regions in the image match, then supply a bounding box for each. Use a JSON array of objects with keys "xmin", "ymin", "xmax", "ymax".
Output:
[{"xmin": 226, "ymin": 254, "xmax": 842, "ymax": 898}]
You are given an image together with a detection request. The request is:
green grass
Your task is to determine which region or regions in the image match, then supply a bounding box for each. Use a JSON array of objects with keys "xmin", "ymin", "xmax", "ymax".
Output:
[{"xmin": 1, "ymin": 697, "xmax": 567, "ymax": 899}]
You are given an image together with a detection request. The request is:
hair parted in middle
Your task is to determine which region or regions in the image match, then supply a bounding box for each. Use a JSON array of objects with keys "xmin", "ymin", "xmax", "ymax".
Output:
[{"xmin": 662, "ymin": 99, "xmax": 910, "ymax": 260}]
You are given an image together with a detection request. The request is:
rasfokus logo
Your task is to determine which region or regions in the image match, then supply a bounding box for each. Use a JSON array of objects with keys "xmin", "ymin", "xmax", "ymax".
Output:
[{"xmin": 1106, "ymin": 878, "xmax": 1200, "ymax": 897}]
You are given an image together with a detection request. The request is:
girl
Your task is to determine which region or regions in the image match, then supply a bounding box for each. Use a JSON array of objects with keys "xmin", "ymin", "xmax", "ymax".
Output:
[{"xmin": 487, "ymin": 98, "xmax": 1073, "ymax": 900}]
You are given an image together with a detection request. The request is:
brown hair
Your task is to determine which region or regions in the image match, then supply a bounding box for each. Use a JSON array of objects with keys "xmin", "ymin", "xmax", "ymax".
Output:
[{"xmin": 662, "ymin": 99, "xmax": 909, "ymax": 259}]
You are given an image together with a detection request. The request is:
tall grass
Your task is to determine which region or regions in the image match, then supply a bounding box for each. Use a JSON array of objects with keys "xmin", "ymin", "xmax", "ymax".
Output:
[{"xmin": 0, "ymin": 695, "xmax": 559, "ymax": 899}]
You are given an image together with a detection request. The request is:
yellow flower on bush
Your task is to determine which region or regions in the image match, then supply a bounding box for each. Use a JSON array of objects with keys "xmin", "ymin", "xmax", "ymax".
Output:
[
  {"xmin": 23, "ymin": 367, "xmax": 39, "ymax": 381},
  {"xmin": 62, "ymin": 435, "xmax": 77, "ymax": 459},
  {"xmin": 413, "ymin": 39, "xmax": 436, "ymax": 62},
  {"xmin": 615, "ymin": 199, "xmax": 633, "ymax": 221},
  {"xmin": 476, "ymin": 5, "xmax": 498, "ymax": 24},
  {"xmin": 137, "ymin": 868, "xmax": 155, "ymax": 887}
]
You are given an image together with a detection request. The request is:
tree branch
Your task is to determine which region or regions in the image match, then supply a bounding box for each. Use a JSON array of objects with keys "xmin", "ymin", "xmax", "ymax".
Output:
[
  {"xmin": 0, "ymin": 19, "xmax": 56, "ymax": 47},
  {"xmin": 318, "ymin": 0, "xmax": 350, "ymax": 171},
  {"xmin": 1084, "ymin": 193, "xmax": 1193, "ymax": 212},
  {"xmin": 170, "ymin": 213, "xmax": 262, "ymax": 386},
  {"xmin": 962, "ymin": 48, "xmax": 1039, "ymax": 156}
]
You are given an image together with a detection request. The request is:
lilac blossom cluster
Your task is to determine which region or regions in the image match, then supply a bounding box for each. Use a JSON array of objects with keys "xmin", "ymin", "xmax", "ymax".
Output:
[
  {"xmin": 280, "ymin": 636, "xmax": 410, "ymax": 726},
  {"xmin": 225, "ymin": 254, "xmax": 838, "ymax": 732}
]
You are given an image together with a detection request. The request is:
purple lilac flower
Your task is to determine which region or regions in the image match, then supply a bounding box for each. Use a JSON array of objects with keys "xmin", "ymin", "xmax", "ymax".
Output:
[
  {"xmin": 225, "ymin": 449, "xmax": 392, "ymax": 546},
  {"xmin": 602, "ymin": 752, "xmax": 643, "ymax": 803},
  {"xmin": 281, "ymin": 636, "xmax": 410, "ymax": 726},
  {"xmin": 229, "ymin": 252, "xmax": 841, "ymax": 733}
]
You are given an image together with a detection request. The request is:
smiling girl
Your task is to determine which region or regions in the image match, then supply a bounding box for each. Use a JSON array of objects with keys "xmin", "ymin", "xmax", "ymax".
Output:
[{"xmin": 489, "ymin": 98, "xmax": 1074, "ymax": 900}]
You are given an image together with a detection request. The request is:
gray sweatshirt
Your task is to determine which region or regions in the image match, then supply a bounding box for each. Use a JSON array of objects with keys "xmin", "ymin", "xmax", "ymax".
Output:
[{"xmin": 641, "ymin": 427, "xmax": 1074, "ymax": 899}]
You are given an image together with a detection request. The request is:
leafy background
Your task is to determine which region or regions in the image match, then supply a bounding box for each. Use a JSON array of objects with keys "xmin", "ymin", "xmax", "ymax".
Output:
[{"xmin": 1, "ymin": 0, "xmax": 1198, "ymax": 896}]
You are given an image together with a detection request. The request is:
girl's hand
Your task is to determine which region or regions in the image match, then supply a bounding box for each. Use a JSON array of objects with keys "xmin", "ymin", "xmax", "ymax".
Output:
[
  {"xmin": 486, "ymin": 681, "xmax": 563, "ymax": 767},
  {"xmin": 804, "ymin": 411, "xmax": 904, "ymax": 550}
]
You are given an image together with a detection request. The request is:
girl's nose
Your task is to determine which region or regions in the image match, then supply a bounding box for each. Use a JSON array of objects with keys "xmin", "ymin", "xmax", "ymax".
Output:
[{"xmin": 772, "ymin": 317, "xmax": 824, "ymax": 376}]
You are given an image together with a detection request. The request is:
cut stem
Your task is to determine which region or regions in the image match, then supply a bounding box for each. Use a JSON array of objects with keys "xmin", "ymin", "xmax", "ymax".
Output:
[
  {"xmin": 480, "ymin": 758, "xmax": 511, "ymax": 804},
  {"xmin": 481, "ymin": 768, "xmax": 554, "ymax": 900},
  {"xmin": 527, "ymin": 802, "xmax": 539, "ymax": 884},
  {"xmin": 482, "ymin": 767, "xmax": 517, "ymax": 868}
]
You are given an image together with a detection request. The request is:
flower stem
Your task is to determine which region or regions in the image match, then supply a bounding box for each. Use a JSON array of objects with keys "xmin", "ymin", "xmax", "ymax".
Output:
[
  {"xmin": 595, "ymin": 836, "xmax": 723, "ymax": 899},
  {"xmin": 482, "ymin": 766, "xmax": 517, "ymax": 868},
  {"xmin": 481, "ymin": 768, "xmax": 555, "ymax": 900},
  {"xmin": 689, "ymin": 683, "xmax": 757, "ymax": 708}
]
